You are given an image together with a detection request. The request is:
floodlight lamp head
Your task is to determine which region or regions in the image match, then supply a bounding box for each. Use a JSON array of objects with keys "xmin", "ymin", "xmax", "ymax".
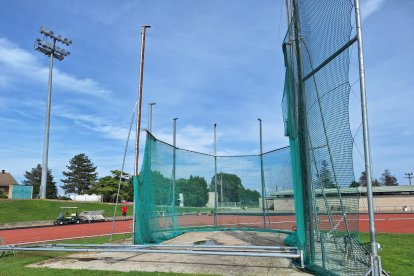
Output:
[
  {"xmin": 36, "ymin": 38, "xmax": 41, "ymax": 42},
  {"xmin": 56, "ymin": 46, "xmax": 61, "ymax": 51},
  {"xmin": 50, "ymin": 31, "xmax": 54, "ymax": 35},
  {"xmin": 61, "ymin": 49, "xmax": 66, "ymax": 53},
  {"xmin": 67, "ymin": 51, "xmax": 70, "ymax": 55},
  {"xmin": 63, "ymin": 38, "xmax": 68, "ymax": 42},
  {"xmin": 42, "ymin": 40, "xmax": 46, "ymax": 45},
  {"xmin": 58, "ymin": 35, "xmax": 62, "ymax": 39},
  {"xmin": 40, "ymin": 26, "xmax": 44, "ymax": 31},
  {"xmin": 45, "ymin": 29, "xmax": 50, "ymax": 34},
  {"xmin": 47, "ymin": 42, "xmax": 52, "ymax": 47},
  {"xmin": 68, "ymin": 40, "xmax": 72, "ymax": 45}
]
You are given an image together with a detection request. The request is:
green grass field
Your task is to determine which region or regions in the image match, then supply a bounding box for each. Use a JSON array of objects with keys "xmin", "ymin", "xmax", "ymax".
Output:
[
  {"xmin": 0, "ymin": 199, "xmax": 125, "ymax": 223},
  {"xmin": 359, "ymin": 232, "xmax": 414, "ymax": 276}
]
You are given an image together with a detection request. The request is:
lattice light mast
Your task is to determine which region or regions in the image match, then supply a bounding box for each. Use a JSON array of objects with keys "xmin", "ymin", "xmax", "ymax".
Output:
[{"xmin": 34, "ymin": 26, "xmax": 72, "ymax": 199}]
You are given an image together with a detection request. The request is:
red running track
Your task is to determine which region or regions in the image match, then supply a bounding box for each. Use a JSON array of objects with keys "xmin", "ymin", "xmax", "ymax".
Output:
[
  {"xmin": 0, "ymin": 220, "xmax": 133, "ymax": 245},
  {"xmin": 1, "ymin": 214, "xmax": 413, "ymax": 245},
  {"xmin": 359, "ymin": 214, "xmax": 414, "ymax": 234}
]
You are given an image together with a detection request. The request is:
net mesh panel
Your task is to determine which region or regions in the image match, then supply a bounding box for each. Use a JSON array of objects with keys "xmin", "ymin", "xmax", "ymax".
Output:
[
  {"xmin": 134, "ymin": 132, "xmax": 294, "ymax": 243},
  {"xmin": 282, "ymin": 0, "xmax": 369, "ymax": 275}
]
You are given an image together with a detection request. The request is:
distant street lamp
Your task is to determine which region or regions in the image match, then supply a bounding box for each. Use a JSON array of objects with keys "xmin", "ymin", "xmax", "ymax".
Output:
[{"xmin": 34, "ymin": 26, "xmax": 72, "ymax": 199}]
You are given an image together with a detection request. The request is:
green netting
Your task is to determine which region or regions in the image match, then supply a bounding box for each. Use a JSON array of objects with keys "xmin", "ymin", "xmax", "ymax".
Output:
[
  {"xmin": 134, "ymin": 132, "xmax": 294, "ymax": 244},
  {"xmin": 282, "ymin": 0, "xmax": 368, "ymax": 275},
  {"xmin": 133, "ymin": 1, "xmax": 369, "ymax": 275}
]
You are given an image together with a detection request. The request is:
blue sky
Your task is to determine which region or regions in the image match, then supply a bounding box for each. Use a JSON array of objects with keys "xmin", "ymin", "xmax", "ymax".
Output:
[{"xmin": 0, "ymin": 0, "xmax": 413, "ymax": 195}]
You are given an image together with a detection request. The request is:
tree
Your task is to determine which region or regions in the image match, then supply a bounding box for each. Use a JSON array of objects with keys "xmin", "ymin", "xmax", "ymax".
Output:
[
  {"xmin": 209, "ymin": 172, "xmax": 244, "ymax": 202},
  {"xmin": 87, "ymin": 170, "xmax": 129, "ymax": 202},
  {"xmin": 239, "ymin": 187, "xmax": 261, "ymax": 206},
  {"xmin": 316, "ymin": 160, "xmax": 336, "ymax": 188},
  {"xmin": 349, "ymin": 181, "xmax": 358, "ymax": 188},
  {"xmin": 358, "ymin": 171, "xmax": 368, "ymax": 187},
  {"xmin": 357, "ymin": 172, "xmax": 380, "ymax": 187},
  {"xmin": 176, "ymin": 175, "xmax": 209, "ymax": 207},
  {"xmin": 0, "ymin": 189, "xmax": 7, "ymax": 199},
  {"xmin": 61, "ymin": 153, "xmax": 97, "ymax": 194},
  {"xmin": 151, "ymin": 171, "xmax": 173, "ymax": 205},
  {"xmin": 373, "ymin": 179, "xmax": 381, "ymax": 187},
  {"xmin": 22, "ymin": 164, "xmax": 57, "ymax": 199},
  {"xmin": 380, "ymin": 169, "xmax": 398, "ymax": 186}
]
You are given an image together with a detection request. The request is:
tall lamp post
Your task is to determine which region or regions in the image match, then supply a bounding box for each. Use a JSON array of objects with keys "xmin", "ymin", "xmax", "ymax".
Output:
[{"xmin": 34, "ymin": 26, "xmax": 72, "ymax": 199}]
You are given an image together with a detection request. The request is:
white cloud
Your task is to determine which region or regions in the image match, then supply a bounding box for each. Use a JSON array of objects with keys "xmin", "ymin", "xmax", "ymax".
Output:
[
  {"xmin": 154, "ymin": 125, "xmax": 216, "ymax": 154},
  {"xmin": 56, "ymin": 109, "xmax": 130, "ymax": 140},
  {"xmin": 360, "ymin": 0, "xmax": 386, "ymax": 20},
  {"xmin": 0, "ymin": 38, "xmax": 111, "ymax": 98}
]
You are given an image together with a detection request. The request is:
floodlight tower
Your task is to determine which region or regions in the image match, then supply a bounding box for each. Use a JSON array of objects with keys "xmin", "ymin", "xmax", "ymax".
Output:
[{"xmin": 34, "ymin": 26, "xmax": 72, "ymax": 199}]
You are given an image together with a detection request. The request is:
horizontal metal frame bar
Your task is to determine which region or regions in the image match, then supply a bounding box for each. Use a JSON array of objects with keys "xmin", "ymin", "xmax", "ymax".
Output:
[
  {"xmin": 46, "ymin": 244, "xmax": 297, "ymax": 250},
  {"xmin": 302, "ymin": 35, "xmax": 357, "ymax": 82},
  {"xmin": 1, "ymin": 243, "xmax": 301, "ymax": 259},
  {"xmin": 1, "ymin": 246, "xmax": 300, "ymax": 259}
]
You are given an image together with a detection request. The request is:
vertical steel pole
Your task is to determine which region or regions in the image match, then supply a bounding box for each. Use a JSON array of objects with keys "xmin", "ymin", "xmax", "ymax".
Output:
[
  {"xmin": 354, "ymin": 1, "xmax": 380, "ymax": 274},
  {"xmin": 214, "ymin": 124, "xmax": 218, "ymax": 228},
  {"xmin": 172, "ymin": 118, "xmax": 178, "ymax": 227},
  {"xmin": 148, "ymin": 103, "xmax": 156, "ymax": 133},
  {"xmin": 285, "ymin": 0, "xmax": 291, "ymax": 25},
  {"xmin": 259, "ymin": 119, "xmax": 266, "ymax": 229},
  {"xmin": 220, "ymin": 168, "xmax": 223, "ymax": 206},
  {"xmin": 292, "ymin": 0, "xmax": 315, "ymax": 264},
  {"xmin": 135, "ymin": 25, "xmax": 151, "ymax": 177},
  {"xmin": 40, "ymin": 39, "xmax": 56, "ymax": 199}
]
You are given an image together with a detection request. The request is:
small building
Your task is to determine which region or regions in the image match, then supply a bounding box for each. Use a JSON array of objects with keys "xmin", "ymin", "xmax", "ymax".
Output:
[{"xmin": 0, "ymin": 170, "xmax": 33, "ymax": 199}]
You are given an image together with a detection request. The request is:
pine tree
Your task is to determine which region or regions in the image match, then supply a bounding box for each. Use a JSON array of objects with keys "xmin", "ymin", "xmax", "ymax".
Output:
[
  {"xmin": 61, "ymin": 154, "xmax": 98, "ymax": 194},
  {"xmin": 380, "ymin": 169, "xmax": 398, "ymax": 186},
  {"xmin": 358, "ymin": 171, "xmax": 369, "ymax": 187},
  {"xmin": 316, "ymin": 160, "xmax": 336, "ymax": 188},
  {"xmin": 87, "ymin": 170, "xmax": 130, "ymax": 202},
  {"xmin": 22, "ymin": 164, "xmax": 58, "ymax": 199},
  {"xmin": 357, "ymin": 172, "xmax": 380, "ymax": 187}
]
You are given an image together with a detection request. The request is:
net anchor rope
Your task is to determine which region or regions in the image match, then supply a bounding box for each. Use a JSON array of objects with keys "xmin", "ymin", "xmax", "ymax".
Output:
[{"xmin": 110, "ymin": 101, "xmax": 138, "ymax": 243}]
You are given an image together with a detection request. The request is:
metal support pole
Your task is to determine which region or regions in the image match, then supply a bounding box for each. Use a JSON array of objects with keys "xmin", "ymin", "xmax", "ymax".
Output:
[
  {"xmin": 258, "ymin": 119, "xmax": 266, "ymax": 229},
  {"xmin": 292, "ymin": 0, "xmax": 315, "ymax": 264},
  {"xmin": 220, "ymin": 168, "xmax": 223, "ymax": 206},
  {"xmin": 148, "ymin": 103, "xmax": 156, "ymax": 133},
  {"xmin": 172, "ymin": 118, "xmax": 178, "ymax": 227},
  {"xmin": 214, "ymin": 124, "xmax": 218, "ymax": 228},
  {"xmin": 135, "ymin": 25, "xmax": 151, "ymax": 177},
  {"xmin": 320, "ymin": 233, "xmax": 326, "ymax": 269},
  {"xmin": 285, "ymin": 0, "xmax": 291, "ymax": 25},
  {"xmin": 40, "ymin": 42, "xmax": 55, "ymax": 199},
  {"xmin": 354, "ymin": 1, "xmax": 380, "ymax": 275},
  {"xmin": 148, "ymin": 103, "xmax": 155, "ymax": 133}
]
